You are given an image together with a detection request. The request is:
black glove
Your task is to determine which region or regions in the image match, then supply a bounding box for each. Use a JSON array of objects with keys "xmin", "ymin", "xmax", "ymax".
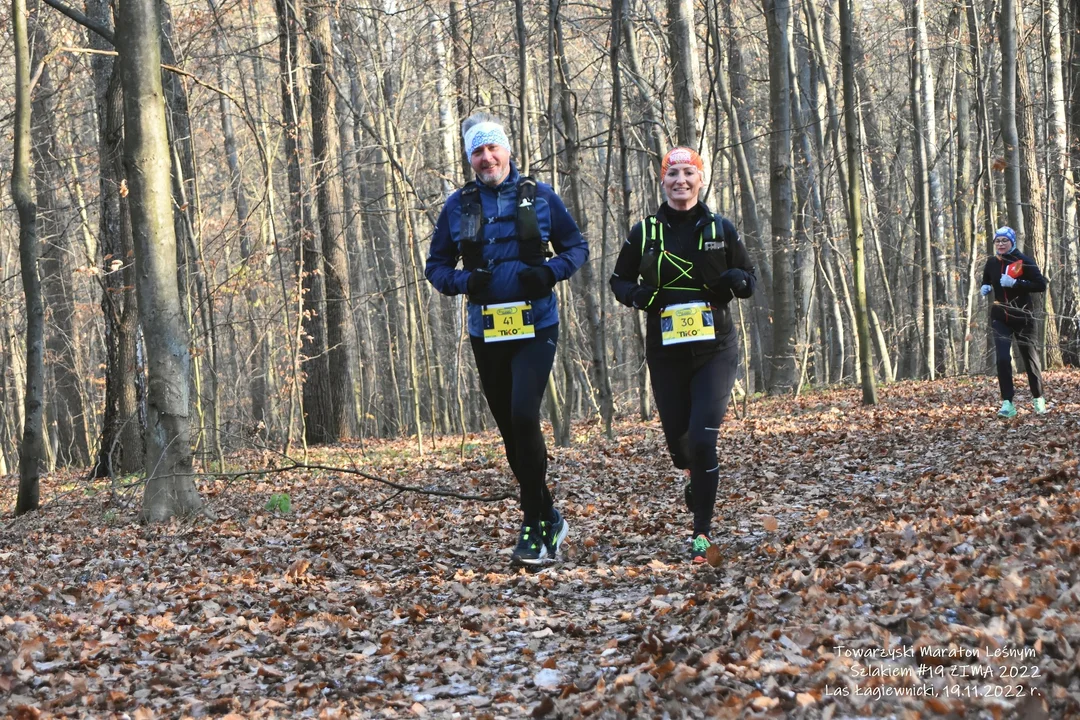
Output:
[
  {"xmin": 718, "ymin": 268, "xmax": 752, "ymax": 298},
  {"xmin": 467, "ymin": 269, "xmax": 492, "ymax": 298},
  {"xmin": 517, "ymin": 265, "xmax": 556, "ymax": 299},
  {"xmin": 630, "ymin": 284, "xmax": 657, "ymax": 310}
]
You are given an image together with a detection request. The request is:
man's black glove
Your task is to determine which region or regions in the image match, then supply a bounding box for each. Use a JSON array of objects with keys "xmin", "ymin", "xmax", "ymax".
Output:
[
  {"xmin": 518, "ymin": 265, "xmax": 556, "ymax": 299},
  {"xmin": 718, "ymin": 268, "xmax": 752, "ymax": 298},
  {"xmin": 467, "ymin": 269, "xmax": 492, "ymax": 298},
  {"xmin": 631, "ymin": 284, "xmax": 657, "ymax": 310}
]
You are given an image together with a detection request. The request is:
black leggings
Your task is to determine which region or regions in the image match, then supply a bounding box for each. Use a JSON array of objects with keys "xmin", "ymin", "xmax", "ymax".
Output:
[
  {"xmin": 992, "ymin": 319, "xmax": 1043, "ymax": 400},
  {"xmin": 647, "ymin": 327, "xmax": 739, "ymax": 537},
  {"xmin": 470, "ymin": 324, "xmax": 558, "ymax": 525}
]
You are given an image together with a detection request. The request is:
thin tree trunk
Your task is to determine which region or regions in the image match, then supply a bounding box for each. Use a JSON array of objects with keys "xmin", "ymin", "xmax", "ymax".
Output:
[
  {"xmin": 13, "ymin": 0, "xmax": 43, "ymax": 514},
  {"xmin": 554, "ymin": 0, "xmax": 614, "ymax": 433},
  {"xmin": 840, "ymin": 0, "xmax": 877, "ymax": 403},
  {"xmin": 910, "ymin": 0, "xmax": 936, "ymax": 379}
]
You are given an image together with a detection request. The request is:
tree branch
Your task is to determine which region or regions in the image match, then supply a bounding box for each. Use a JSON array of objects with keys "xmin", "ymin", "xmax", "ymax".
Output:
[
  {"xmin": 222, "ymin": 462, "xmax": 514, "ymax": 502},
  {"xmin": 40, "ymin": 0, "xmax": 115, "ymax": 45}
]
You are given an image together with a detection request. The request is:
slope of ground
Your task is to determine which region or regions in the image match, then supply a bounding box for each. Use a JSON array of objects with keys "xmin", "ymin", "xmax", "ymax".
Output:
[{"xmin": 2, "ymin": 371, "xmax": 1079, "ymax": 719}]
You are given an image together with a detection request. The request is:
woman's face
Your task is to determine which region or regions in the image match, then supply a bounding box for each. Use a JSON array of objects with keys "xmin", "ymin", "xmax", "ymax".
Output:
[
  {"xmin": 663, "ymin": 163, "xmax": 702, "ymax": 209},
  {"xmin": 994, "ymin": 236, "xmax": 1013, "ymax": 256}
]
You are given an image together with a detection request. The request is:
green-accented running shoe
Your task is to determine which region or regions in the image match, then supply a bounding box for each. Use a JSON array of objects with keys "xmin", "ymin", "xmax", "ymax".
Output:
[
  {"xmin": 691, "ymin": 534, "xmax": 712, "ymax": 564},
  {"xmin": 1033, "ymin": 397, "xmax": 1047, "ymax": 415},
  {"xmin": 511, "ymin": 523, "xmax": 546, "ymax": 566},
  {"xmin": 997, "ymin": 399, "xmax": 1017, "ymax": 418},
  {"xmin": 540, "ymin": 509, "xmax": 569, "ymax": 560}
]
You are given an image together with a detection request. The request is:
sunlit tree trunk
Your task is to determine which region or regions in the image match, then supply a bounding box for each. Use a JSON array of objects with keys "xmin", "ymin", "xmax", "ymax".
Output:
[
  {"xmin": 910, "ymin": 0, "xmax": 935, "ymax": 380},
  {"xmin": 840, "ymin": 0, "xmax": 877, "ymax": 403},
  {"xmin": 116, "ymin": 0, "xmax": 202, "ymax": 521}
]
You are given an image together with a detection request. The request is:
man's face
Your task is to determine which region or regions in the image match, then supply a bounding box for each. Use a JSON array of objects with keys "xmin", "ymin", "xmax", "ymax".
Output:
[
  {"xmin": 470, "ymin": 143, "xmax": 511, "ymax": 187},
  {"xmin": 994, "ymin": 236, "xmax": 1013, "ymax": 255}
]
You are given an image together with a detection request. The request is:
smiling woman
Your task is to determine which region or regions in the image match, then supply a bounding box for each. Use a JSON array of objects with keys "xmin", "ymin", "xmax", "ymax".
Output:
[{"xmin": 609, "ymin": 146, "xmax": 757, "ymax": 564}]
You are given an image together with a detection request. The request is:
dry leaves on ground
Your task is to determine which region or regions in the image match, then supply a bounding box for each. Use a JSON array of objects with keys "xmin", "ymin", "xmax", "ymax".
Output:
[{"xmin": 1, "ymin": 371, "xmax": 1078, "ymax": 719}]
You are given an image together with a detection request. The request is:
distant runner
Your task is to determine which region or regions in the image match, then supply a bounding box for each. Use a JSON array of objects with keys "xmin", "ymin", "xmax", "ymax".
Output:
[
  {"xmin": 609, "ymin": 147, "xmax": 756, "ymax": 563},
  {"xmin": 980, "ymin": 226, "xmax": 1048, "ymax": 418},
  {"xmin": 425, "ymin": 113, "xmax": 588, "ymax": 566}
]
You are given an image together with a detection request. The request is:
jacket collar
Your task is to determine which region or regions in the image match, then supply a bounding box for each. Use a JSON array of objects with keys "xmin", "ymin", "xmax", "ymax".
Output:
[{"xmin": 655, "ymin": 200, "xmax": 712, "ymax": 229}]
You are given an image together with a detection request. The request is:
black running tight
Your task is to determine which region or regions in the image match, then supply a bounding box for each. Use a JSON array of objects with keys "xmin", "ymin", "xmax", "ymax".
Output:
[
  {"xmin": 470, "ymin": 324, "xmax": 559, "ymax": 525},
  {"xmin": 992, "ymin": 319, "xmax": 1043, "ymax": 401},
  {"xmin": 647, "ymin": 327, "xmax": 739, "ymax": 537}
]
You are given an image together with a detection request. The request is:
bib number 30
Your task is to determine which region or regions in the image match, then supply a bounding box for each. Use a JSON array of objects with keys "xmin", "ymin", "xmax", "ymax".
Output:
[{"xmin": 660, "ymin": 302, "xmax": 716, "ymax": 345}]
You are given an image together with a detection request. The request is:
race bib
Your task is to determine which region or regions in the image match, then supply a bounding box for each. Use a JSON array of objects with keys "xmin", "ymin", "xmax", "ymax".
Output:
[
  {"xmin": 482, "ymin": 301, "xmax": 535, "ymax": 343},
  {"xmin": 660, "ymin": 302, "xmax": 716, "ymax": 345}
]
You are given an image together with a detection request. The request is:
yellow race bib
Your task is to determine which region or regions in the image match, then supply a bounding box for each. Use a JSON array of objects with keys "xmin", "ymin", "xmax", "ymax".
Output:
[
  {"xmin": 482, "ymin": 301, "xmax": 536, "ymax": 343},
  {"xmin": 660, "ymin": 302, "xmax": 716, "ymax": 345}
]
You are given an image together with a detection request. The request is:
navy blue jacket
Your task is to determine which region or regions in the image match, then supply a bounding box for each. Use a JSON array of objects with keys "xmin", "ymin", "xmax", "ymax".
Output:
[{"xmin": 425, "ymin": 163, "xmax": 588, "ymax": 337}]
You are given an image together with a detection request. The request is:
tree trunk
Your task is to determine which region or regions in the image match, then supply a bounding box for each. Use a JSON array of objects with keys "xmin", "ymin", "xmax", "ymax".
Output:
[
  {"xmin": 1016, "ymin": 28, "xmax": 1062, "ymax": 368},
  {"xmin": 554, "ymin": 1, "xmax": 614, "ymax": 433},
  {"xmin": 914, "ymin": 0, "xmax": 959, "ymax": 374},
  {"xmin": 764, "ymin": 0, "xmax": 797, "ymax": 392},
  {"xmin": 116, "ymin": 0, "xmax": 202, "ymax": 521},
  {"xmin": 840, "ymin": 0, "xmax": 877, "ymax": 403},
  {"xmin": 667, "ymin": 0, "xmax": 708, "ymax": 165},
  {"xmin": 13, "ymin": 0, "xmax": 43, "ymax": 514},
  {"xmin": 30, "ymin": 8, "xmax": 91, "ymax": 467},
  {"xmin": 308, "ymin": 0, "xmax": 355, "ymax": 439},
  {"xmin": 210, "ymin": 3, "xmax": 268, "ymax": 437},
  {"xmin": 1000, "ymin": 0, "xmax": 1024, "ymax": 238},
  {"xmin": 910, "ymin": 0, "xmax": 936, "ymax": 379},
  {"xmin": 1045, "ymin": 0, "xmax": 1080, "ymax": 365}
]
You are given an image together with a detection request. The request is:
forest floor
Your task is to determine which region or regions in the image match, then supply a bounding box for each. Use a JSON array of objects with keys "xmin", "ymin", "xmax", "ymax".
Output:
[{"xmin": 2, "ymin": 371, "xmax": 1080, "ymax": 720}]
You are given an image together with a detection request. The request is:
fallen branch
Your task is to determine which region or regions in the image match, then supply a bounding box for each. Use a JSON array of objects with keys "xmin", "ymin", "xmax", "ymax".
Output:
[{"xmin": 220, "ymin": 462, "xmax": 514, "ymax": 503}]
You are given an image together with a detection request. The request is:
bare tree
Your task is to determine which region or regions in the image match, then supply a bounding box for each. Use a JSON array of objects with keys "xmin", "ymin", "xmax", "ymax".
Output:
[
  {"xmin": 764, "ymin": 0, "xmax": 797, "ymax": 392},
  {"xmin": 840, "ymin": 0, "xmax": 876, "ymax": 403},
  {"xmin": 116, "ymin": 0, "xmax": 202, "ymax": 521},
  {"xmin": 12, "ymin": 0, "xmax": 44, "ymax": 514}
]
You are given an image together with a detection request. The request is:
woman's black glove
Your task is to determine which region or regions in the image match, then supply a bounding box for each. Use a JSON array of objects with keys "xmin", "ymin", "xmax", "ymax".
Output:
[
  {"xmin": 467, "ymin": 269, "xmax": 492, "ymax": 298},
  {"xmin": 718, "ymin": 268, "xmax": 753, "ymax": 298},
  {"xmin": 518, "ymin": 265, "xmax": 556, "ymax": 299},
  {"xmin": 631, "ymin": 284, "xmax": 657, "ymax": 310}
]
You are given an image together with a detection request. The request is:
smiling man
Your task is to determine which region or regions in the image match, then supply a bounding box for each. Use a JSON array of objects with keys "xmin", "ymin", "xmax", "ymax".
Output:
[{"xmin": 425, "ymin": 112, "xmax": 588, "ymax": 566}]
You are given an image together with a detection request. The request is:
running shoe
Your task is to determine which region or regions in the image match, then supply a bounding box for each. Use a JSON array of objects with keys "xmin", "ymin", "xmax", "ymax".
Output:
[
  {"xmin": 691, "ymin": 534, "xmax": 712, "ymax": 564},
  {"xmin": 1033, "ymin": 397, "xmax": 1047, "ymax": 415},
  {"xmin": 998, "ymin": 399, "xmax": 1017, "ymax": 418},
  {"xmin": 540, "ymin": 509, "xmax": 569, "ymax": 560},
  {"xmin": 511, "ymin": 523, "xmax": 546, "ymax": 566}
]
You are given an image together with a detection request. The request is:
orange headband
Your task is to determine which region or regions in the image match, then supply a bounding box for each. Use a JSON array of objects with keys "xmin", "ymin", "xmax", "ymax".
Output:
[{"xmin": 661, "ymin": 147, "xmax": 704, "ymax": 177}]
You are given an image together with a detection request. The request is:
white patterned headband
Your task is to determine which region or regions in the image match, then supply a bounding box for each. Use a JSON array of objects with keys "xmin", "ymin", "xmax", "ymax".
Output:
[{"xmin": 464, "ymin": 122, "xmax": 511, "ymax": 156}]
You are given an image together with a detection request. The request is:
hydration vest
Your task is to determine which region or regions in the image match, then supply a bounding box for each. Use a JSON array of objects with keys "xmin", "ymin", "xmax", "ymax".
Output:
[
  {"xmin": 458, "ymin": 177, "xmax": 548, "ymax": 271},
  {"xmin": 638, "ymin": 215, "xmax": 726, "ymax": 291}
]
